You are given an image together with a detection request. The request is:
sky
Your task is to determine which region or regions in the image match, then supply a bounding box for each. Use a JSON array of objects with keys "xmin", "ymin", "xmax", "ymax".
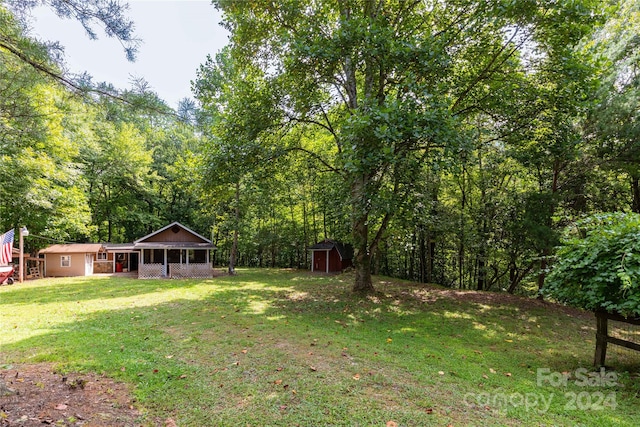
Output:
[{"xmin": 28, "ymin": 0, "xmax": 230, "ymax": 109}]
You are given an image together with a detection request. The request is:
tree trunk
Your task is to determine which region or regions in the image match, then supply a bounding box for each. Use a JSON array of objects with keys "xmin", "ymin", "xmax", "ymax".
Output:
[
  {"xmin": 537, "ymin": 163, "xmax": 561, "ymax": 296},
  {"xmin": 477, "ymin": 256, "xmax": 486, "ymax": 291},
  {"xmin": 537, "ymin": 248, "xmax": 549, "ymax": 299},
  {"xmin": 351, "ymin": 175, "xmax": 375, "ymax": 293},
  {"xmin": 352, "ymin": 212, "xmax": 374, "ymax": 292},
  {"xmin": 632, "ymin": 175, "xmax": 640, "ymax": 213},
  {"xmin": 228, "ymin": 180, "xmax": 240, "ymax": 275}
]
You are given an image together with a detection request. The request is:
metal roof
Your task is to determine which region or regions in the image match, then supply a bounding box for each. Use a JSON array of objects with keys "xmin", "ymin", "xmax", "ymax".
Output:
[
  {"xmin": 308, "ymin": 239, "xmax": 353, "ymax": 260},
  {"xmin": 134, "ymin": 242, "xmax": 215, "ymax": 249},
  {"xmin": 103, "ymin": 243, "xmax": 137, "ymax": 252},
  {"xmin": 39, "ymin": 243, "xmax": 105, "ymax": 254}
]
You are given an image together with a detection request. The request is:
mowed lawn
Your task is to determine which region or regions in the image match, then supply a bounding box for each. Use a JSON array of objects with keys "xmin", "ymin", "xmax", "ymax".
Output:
[{"xmin": 1, "ymin": 269, "xmax": 639, "ymax": 426}]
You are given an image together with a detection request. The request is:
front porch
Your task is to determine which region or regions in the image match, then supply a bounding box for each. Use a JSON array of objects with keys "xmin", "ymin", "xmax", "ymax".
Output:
[
  {"xmin": 138, "ymin": 248, "xmax": 213, "ymax": 279},
  {"xmin": 134, "ymin": 223, "xmax": 216, "ymax": 279}
]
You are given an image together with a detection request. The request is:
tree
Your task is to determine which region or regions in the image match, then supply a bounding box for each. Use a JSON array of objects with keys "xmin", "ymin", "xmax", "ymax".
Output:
[
  {"xmin": 213, "ymin": 0, "xmax": 601, "ymax": 293},
  {"xmin": 1, "ymin": 0, "xmax": 141, "ymax": 104},
  {"xmin": 0, "ymin": 10, "xmax": 94, "ymax": 244},
  {"xmin": 585, "ymin": 0, "xmax": 640, "ymax": 212},
  {"xmin": 194, "ymin": 48, "xmax": 282, "ymax": 274}
]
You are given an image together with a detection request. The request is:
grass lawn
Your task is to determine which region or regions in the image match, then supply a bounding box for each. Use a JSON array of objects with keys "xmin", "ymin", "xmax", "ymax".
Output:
[{"xmin": 1, "ymin": 268, "xmax": 639, "ymax": 426}]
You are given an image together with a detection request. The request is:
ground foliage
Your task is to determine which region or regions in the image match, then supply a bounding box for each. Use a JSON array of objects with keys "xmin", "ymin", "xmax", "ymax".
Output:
[{"xmin": 0, "ymin": 364, "xmax": 139, "ymax": 427}]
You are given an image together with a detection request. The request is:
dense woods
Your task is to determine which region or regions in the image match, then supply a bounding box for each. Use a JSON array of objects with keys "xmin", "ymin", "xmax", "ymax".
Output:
[{"xmin": 1, "ymin": 0, "xmax": 639, "ymax": 296}]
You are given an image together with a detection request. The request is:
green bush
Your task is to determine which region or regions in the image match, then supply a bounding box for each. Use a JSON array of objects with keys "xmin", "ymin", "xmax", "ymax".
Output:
[{"xmin": 544, "ymin": 212, "xmax": 640, "ymax": 317}]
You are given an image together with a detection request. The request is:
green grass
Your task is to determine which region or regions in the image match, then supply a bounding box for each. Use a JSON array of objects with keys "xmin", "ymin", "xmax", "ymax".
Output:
[{"xmin": 1, "ymin": 269, "xmax": 639, "ymax": 426}]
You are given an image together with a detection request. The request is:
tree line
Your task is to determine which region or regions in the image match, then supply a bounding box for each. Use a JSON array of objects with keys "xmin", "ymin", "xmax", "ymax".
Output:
[{"xmin": 1, "ymin": 0, "xmax": 638, "ymax": 296}]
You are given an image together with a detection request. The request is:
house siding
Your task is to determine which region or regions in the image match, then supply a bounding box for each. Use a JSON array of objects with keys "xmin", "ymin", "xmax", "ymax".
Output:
[
  {"xmin": 143, "ymin": 228, "xmax": 205, "ymax": 243},
  {"xmin": 44, "ymin": 253, "xmax": 89, "ymax": 277}
]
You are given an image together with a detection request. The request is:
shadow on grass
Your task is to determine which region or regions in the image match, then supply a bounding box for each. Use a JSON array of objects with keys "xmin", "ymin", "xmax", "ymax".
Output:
[
  {"xmin": 0, "ymin": 275, "xmax": 213, "ymax": 305},
  {"xmin": 1, "ymin": 269, "xmax": 638, "ymax": 425},
  {"xmin": 0, "ymin": 270, "xmax": 618, "ymax": 374}
]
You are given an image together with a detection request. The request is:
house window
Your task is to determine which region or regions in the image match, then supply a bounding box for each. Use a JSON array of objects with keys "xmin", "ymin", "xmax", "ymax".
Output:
[
  {"xmin": 97, "ymin": 252, "xmax": 107, "ymax": 261},
  {"xmin": 61, "ymin": 255, "xmax": 71, "ymax": 267}
]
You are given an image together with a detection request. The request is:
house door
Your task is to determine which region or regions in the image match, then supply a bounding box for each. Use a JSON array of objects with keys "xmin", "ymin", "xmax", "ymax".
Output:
[
  {"xmin": 85, "ymin": 254, "xmax": 93, "ymax": 276},
  {"xmin": 130, "ymin": 252, "xmax": 139, "ymax": 271}
]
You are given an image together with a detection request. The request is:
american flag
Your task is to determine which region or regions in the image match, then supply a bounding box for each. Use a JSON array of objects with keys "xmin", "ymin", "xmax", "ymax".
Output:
[{"xmin": 0, "ymin": 229, "xmax": 15, "ymax": 265}]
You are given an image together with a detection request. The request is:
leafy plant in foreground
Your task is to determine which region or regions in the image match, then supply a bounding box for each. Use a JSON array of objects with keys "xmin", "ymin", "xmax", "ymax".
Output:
[{"xmin": 544, "ymin": 212, "xmax": 640, "ymax": 317}]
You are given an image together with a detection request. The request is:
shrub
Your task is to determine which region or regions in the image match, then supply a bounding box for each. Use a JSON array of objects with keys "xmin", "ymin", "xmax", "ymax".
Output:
[{"xmin": 544, "ymin": 212, "xmax": 640, "ymax": 317}]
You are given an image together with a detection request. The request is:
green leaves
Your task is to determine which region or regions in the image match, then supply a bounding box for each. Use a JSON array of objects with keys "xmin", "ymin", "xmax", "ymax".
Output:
[{"xmin": 544, "ymin": 212, "xmax": 640, "ymax": 317}]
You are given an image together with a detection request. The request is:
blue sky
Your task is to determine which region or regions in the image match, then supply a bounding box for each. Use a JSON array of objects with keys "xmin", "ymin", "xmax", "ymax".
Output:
[{"xmin": 28, "ymin": 0, "xmax": 229, "ymax": 108}]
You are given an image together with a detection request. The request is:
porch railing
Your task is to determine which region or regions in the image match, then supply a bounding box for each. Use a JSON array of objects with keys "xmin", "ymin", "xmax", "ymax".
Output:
[
  {"xmin": 138, "ymin": 263, "xmax": 214, "ymax": 279},
  {"xmin": 169, "ymin": 263, "xmax": 214, "ymax": 279},
  {"xmin": 138, "ymin": 263, "xmax": 164, "ymax": 279}
]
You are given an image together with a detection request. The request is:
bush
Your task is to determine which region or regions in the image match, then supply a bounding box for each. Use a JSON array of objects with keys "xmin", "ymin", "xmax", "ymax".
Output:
[{"xmin": 544, "ymin": 212, "xmax": 640, "ymax": 317}]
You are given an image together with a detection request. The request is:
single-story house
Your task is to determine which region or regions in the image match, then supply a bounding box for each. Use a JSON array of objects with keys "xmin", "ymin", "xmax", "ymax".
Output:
[
  {"xmin": 309, "ymin": 239, "xmax": 353, "ymax": 273},
  {"xmin": 38, "ymin": 222, "xmax": 216, "ymax": 279}
]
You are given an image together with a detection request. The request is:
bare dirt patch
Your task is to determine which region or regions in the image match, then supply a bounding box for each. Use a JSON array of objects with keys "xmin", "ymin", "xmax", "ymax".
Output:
[{"xmin": 0, "ymin": 363, "xmax": 140, "ymax": 427}]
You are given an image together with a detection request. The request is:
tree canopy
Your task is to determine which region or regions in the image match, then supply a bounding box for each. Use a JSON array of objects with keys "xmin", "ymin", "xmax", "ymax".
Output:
[
  {"xmin": 3, "ymin": 0, "xmax": 640, "ymax": 303},
  {"xmin": 207, "ymin": 0, "xmax": 604, "ymax": 292}
]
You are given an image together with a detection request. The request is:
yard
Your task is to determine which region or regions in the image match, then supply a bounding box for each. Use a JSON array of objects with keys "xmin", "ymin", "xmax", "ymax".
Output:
[{"xmin": 1, "ymin": 269, "xmax": 639, "ymax": 426}]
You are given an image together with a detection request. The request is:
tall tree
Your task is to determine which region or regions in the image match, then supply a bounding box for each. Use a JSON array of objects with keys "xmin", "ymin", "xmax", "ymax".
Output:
[
  {"xmin": 194, "ymin": 48, "xmax": 282, "ymax": 274},
  {"xmin": 585, "ymin": 0, "xmax": 640, "ymax": 211},
  {"xmin": 213, "ymin": 0, "xmax": 601, "ymax": 293}
]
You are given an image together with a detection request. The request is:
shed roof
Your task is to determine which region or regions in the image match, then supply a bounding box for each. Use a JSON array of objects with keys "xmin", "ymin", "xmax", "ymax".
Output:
[
  {"xmin": 39, "ymin": 243, "xmax": 105, "ymax": 254},
  {"xmin": 309, "ymin": 239, "xmax": 353, "ymax": 260}
]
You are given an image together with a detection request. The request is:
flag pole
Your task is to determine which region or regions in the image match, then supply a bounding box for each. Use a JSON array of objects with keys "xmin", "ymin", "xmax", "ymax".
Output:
[{"xmin": 19, "ymin": 226, "xmax": 28, "ymax": 283}]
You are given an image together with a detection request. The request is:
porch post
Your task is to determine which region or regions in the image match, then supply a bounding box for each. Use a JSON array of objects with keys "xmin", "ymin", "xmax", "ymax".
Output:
[{"xmin": 164, "ymin": 248, "xmax": 168, "ymax": 277}]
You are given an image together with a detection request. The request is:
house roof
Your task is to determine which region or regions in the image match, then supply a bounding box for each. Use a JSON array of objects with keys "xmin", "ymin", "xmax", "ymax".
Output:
[
  {"xmin": 103, "ymin": 243, "xmax": 136, "ymax": 252},
  {"xmin": 39, "ymin": 243, "xmax": 105, "ymax": 254},
  {"xmin": 308, "ymin": 239, "xmax": 353, "ymax": 260},
  {"xmin": 134, "ymin": 222, "xmax": 215, "ymax": 249},
  {"xmin": 134, "ymin": 242, "xmax": 215, "ymax": 249}
]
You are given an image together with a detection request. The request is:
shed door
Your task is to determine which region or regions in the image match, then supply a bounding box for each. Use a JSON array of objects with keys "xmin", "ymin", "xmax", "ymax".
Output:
[{"xmin": 313, "ymin": 250, "xmax": 327, "ymax": 273}]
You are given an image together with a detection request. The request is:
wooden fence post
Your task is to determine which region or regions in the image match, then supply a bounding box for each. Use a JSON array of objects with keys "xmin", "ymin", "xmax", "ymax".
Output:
[{"xmin": 594, "ymin": 311, "xmax": 608, "ymax": 368}]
